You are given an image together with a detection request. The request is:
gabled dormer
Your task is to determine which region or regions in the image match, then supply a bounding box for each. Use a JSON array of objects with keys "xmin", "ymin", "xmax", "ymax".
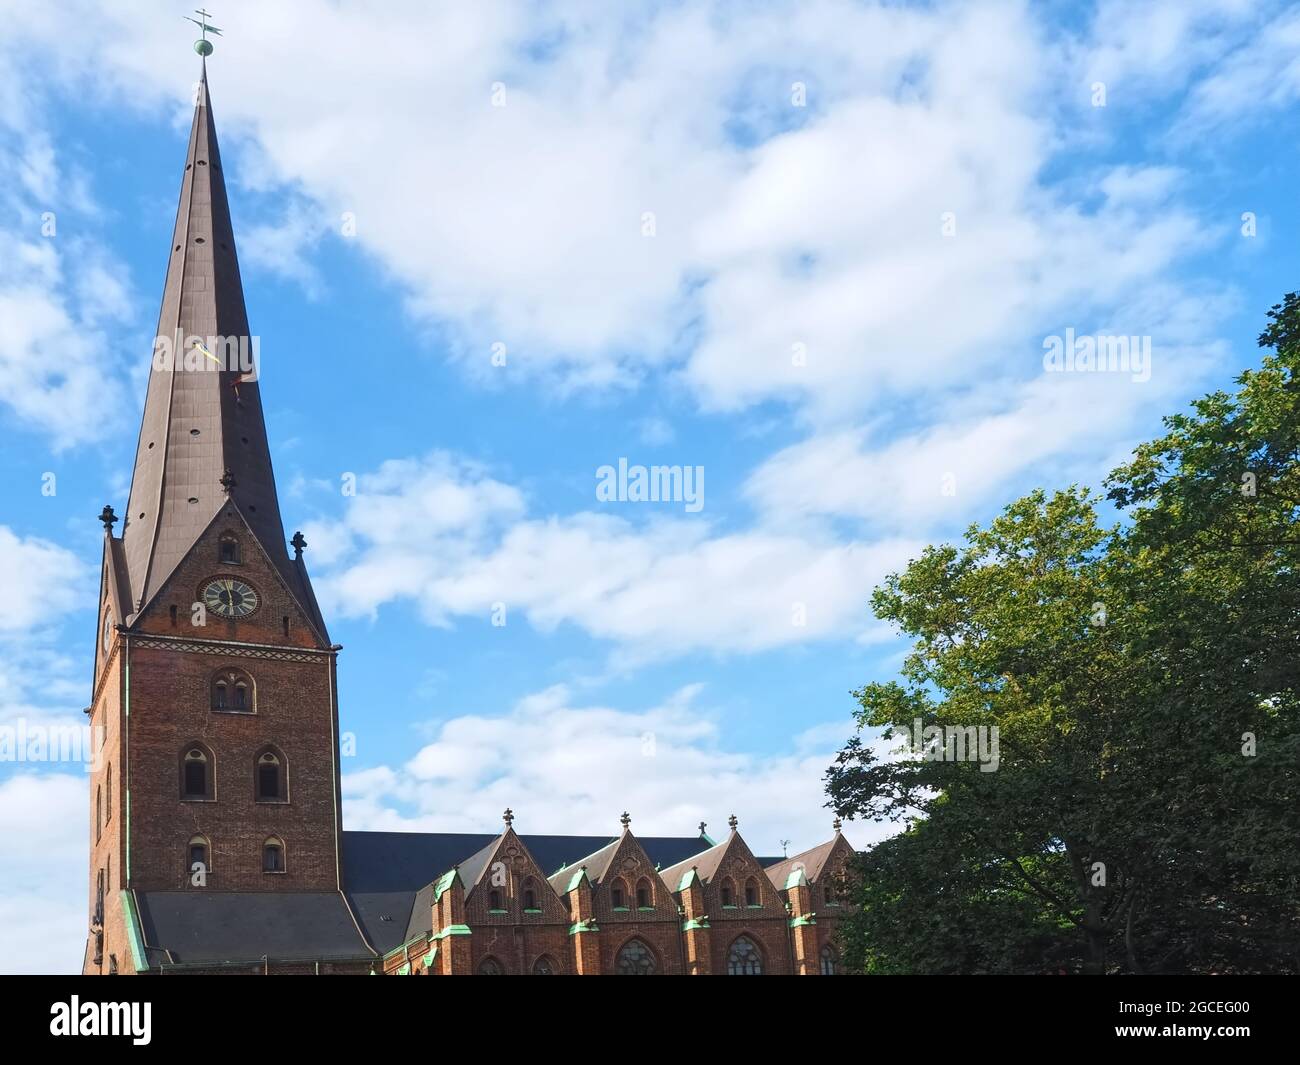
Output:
[
  {"xmin": 660, "ymin": 815, "xmax": 784, "ymax": 918},
  {"xmin": 460, "ymin": 815, "xmax": 569, "ymax": 926}
]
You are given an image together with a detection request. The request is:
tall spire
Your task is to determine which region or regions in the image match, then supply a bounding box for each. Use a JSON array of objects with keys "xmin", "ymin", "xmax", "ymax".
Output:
[{"xmin": 120, "ymin": 64, "xmax": 321, "ymax": 636}]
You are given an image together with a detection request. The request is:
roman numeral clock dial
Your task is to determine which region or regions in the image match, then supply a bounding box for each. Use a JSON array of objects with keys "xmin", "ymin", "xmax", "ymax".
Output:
[{"xmin": 202, "ymin": 577, "xmax": 259, "ymax": 619}]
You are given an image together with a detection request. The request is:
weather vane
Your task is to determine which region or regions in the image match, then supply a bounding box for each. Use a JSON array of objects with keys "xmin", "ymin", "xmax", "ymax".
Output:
[{"xmin": 185, "ymin": 8, "xmax": 223, "ymax": 56}]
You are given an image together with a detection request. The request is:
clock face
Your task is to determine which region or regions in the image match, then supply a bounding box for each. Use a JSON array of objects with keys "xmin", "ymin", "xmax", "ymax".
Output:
[
  {"xmin": 202, "ymin": 577, "xmax": 259, "ymax": 619},
  {"xmin": 102, "ymin": 611, "xmax": 113, "ymax": 654}
]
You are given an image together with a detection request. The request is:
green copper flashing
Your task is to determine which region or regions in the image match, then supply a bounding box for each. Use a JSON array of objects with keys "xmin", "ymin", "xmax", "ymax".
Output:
[
  {"xmin": 784, "ymin": 868, "xmax": 808, "ymax": 890},
  {"xmin": 677, "ymin": 868, "xmax": 699, "ymax": 891},
  {"xmin": 119, "ymin": 890, "xmax": 147, "ymax": 973},
  {"xmin": 395, "ymin": 962, "xmax": 410, "ymax": 976},
  {"xmin": 789, "ymin": 913, "xmax": 817, "ymax": 928},
  {"xmin": 568, "ymin": 918, "xmax": 599, "ymax": 935},
  {"xmin": 432, "ymin": 924, "xmax": 471, "ymax": 940},
  {"xmin": 431, "ymin": 868, "xmax": 459, "ymax": 903},
  {"xmin": 423, "ymin": 947, "xmax": 437, "ymax": 967},
  {"xmin": 682, "ymin": 916, "xmax": 710, "ymax": 931},
  {"xmin": 564, "ymin": 868, "xmax": 587, "ymax": 893}
]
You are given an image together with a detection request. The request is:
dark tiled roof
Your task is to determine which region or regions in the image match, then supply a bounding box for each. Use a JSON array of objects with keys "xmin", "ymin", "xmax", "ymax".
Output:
[
  {"xmin": 659, "ymin": 836, "xmax": 729, "ymax": 889},
  {"xmin": 134, "ymin": 890, "xmax": 373, "ymax": 968},
  {"xmin": 764, "ymin": 838, "xmax": 839, "ymax": 890},
  {"xmin": 342, "ymin": 830, "xmax": 712, "ymax": 951}
]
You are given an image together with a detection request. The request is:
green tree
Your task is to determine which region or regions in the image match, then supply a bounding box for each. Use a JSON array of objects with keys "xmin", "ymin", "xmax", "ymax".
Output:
[{"xmin": 828, "ymin": 296, "xmax": 1300, "ymax": 973}]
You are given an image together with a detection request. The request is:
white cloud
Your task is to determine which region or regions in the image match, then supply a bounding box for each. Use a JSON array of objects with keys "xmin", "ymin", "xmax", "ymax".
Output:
[
  {"xmin": 343, "ymin": 683, "xmax": 882, "ymax": 857},
  {"xmin": 0, "ymin": 773, "xmax": 87, "ymax": 975},
  {"xmin": 745, "ymin": 286, "xmax": 1233, "ymax": 531},
  {"xmin": 0, "ymin": 526, "xmax": 87, "ymax": 633},
  {"xmin": 0, "ymin": 0, "xmax": 1254, "ymax": 429},
  {"xmin": 312, "ymin": 452, "xmax": 922, "ymax": 659}
]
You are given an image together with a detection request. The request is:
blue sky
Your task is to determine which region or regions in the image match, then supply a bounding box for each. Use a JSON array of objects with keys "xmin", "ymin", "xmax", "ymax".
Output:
[{"xmin": 1, "ymin": 0, "xmax": 1298, "ymax": 972}]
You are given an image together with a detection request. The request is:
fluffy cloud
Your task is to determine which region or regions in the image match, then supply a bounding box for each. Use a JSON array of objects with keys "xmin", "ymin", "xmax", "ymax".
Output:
[
  {"xmin": 0, "ymin": 773, "xmax": 87, "ymax": 975},
  {"xmin": 0, "ymin": 0, "xmax": 1255, "ymax": 422},
  {"xmin": 343, "ymin": 683, "xmax": 882, "ymax": 856},
  {"xmin": 308, "ymin": 452, "xmax": 922, "ymax": 659},
  {"xmin": 745, "ymin": 284, "xmax": 1233, "ymax": 530}
]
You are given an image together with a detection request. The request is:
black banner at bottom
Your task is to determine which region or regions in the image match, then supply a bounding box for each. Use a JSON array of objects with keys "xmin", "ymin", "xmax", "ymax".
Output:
[{"xmin": 2, "ymin": 973, "xmax": 1290, "ymax": 1050}]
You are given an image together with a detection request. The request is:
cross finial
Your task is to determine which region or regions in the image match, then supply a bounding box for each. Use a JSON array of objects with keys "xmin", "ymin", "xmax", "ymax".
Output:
[
  {"xmin": 502, "ymin": 807, "xmax": 513, "ymax": 828},
  {"xmin": 619, "ymin": 811, "xmax": 631, "ymax": 830},
  {"xmin": 219, "ymin": 467, "xmax": 236, "ymax": 494},
  {"xmin": 98, "ymin": 505, "xmax": 118, "ymax": 533},
  {"xmin": 727, "ymin": 813, "xmax": 738, "ymax": 832},
  {"xmin": 697, "ymin": 820, "xmax": 707, "ymax": 837},
  {"xmin": 291, "ymin": 531, "xmax": 307, "ymax": 559},
  {"xmin": 186, "ymin": 8, "xmax": 223, "ymax": 56},
  {"xmin": 832, "ymin": 816, "xmax": 843, "ymax": 833}
]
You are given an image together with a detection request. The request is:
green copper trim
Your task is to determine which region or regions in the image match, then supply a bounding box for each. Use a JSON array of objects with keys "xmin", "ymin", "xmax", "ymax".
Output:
[
  {"xmin": 423, "ymin": 947, "xmax": 437, "ymax": 966},
  {"xmin": 569, "ymin": 919, "xmax": 598, "ymax": 935},
  {"xmin": 432, "ymin": 924, "xmax": 471, "ymax": 940},
  {"xmin": 120, "ymin": 890, "xmax": 147, "ymax": 972},
  {"xmin": 564, "ymin": 868, "xmax": 587, "ymax": 893},
  {"xmin": 789, "ymin": 913, "xmax": 817, "ymax": 928},
  {"xmin": 784, "ymin": 868, "xmax": 807, "ymax": 890},
  {"xmin": 395, "ymin": 962, "xmax": 411, "ymax": 976},
  {"xmin": 431, "ymin": 869, "xmax": 458, "ymax": 903},
  {"xmin": 677, "ymin": 868, "xmax": 698, "ymax": 891},
  {"xmin": 682, "ymin": 916, "xmax": 710, "ymax": 931}
]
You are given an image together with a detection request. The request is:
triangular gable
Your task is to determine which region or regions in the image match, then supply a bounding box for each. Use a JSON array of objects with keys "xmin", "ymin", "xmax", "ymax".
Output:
[
  {"xmin": 133, "ymin": 502, "xmax": 329, "ymax": 648},
  {"xmin": 706, "ymin": 832, "xmax": 785, "ymax": 910},
  {"xmin": 464, "ymin": 828, "xmax": 569, "ymax": 922},
  {"xmin": 590, "ymin": 831, "xmax": 678, "ymax": 919}
]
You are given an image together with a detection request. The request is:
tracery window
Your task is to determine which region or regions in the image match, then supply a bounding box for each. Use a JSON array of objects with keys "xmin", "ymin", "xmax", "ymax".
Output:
[
  {"xmin": 727, "ymin": 935, "xmax": 763, "ymax": 975},
  {"xmin": 615, "ymin": 938, "xmax": 657, "ymax": 975}
]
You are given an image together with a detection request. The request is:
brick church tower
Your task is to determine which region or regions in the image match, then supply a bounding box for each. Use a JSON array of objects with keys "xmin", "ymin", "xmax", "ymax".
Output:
[
  {"xmin": 83, "ymin": 63, "xmax": 344, "ymax": 974},
  {"xmin": 81, "ymin": 57, "xmax": 852, "ymax": 977}
]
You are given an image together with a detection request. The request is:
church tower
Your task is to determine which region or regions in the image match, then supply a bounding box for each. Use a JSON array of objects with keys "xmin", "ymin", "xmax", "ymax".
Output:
[{"xmin": 84, "ymin": 63, "xmax": 343, "ymax": 974}]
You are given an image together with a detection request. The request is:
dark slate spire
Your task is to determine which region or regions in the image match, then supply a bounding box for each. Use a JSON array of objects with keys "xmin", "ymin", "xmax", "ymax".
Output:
[{"xmin": 120, "ymin": 65, "xmax": 324, "ymax": 637}]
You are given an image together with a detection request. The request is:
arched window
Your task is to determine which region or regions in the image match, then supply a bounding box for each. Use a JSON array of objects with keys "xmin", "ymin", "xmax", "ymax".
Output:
[
  {"xmin": 820, "ymin": 945, "xmax": 837, "ymax": 975},
  {"xmin": 636, "ymin": 877, "xmax": 653, "ymax": 909},
  {"xmin": 105, "ymin": 764, "xmax": 112, "ymax": 823},
  {"xmin": 823, "ymin": 880, "xmax": 836, "ymax": 905},
  {"xmin": 745, "ymin": 877, "xmax": 759, "ymax": 906},
  {"xmin": 95, "ymin": 786, "xmax": 103, "ymax": 842},
  {"xmin": 180, "ymin": 744, "xmax": 213, "ymax": 800},
  {"xmin": 488, "ymin": 889, "xmax": 504, "ymax": 911},
  {"xmin": 531, "ymin": 955, "xmax": 557, "ymax": 975},
  {"xmin": 478, "ymin": 956, "xmax": 504, "ymax": 975},
  {"xmin": 727, "ymin": 935, "xmax": 764, "ymax": 975},
  {"xmin": 254, "ymin": 747, "xmax": 286, "ymax": 802},
  {"xmin": 610, "ymin": 878, "xmax": 628, "ymax": 910},
  {"xmin": 522, "ymin": 879, "xmax": 539, "ymax": 911},
  {"xmin": 720, "ymin": 878, "xmax": 736, "ymax": 908},
  {"xmin": 95, "ymin": 869, "xmax": 104, "ymax": 922},
  {"xmin": 188, "ymin": 835, "xmax": 210, "ymax": 876},
  {"xmin": 262, "ymin": 837, "xmax": 285, "ymax": 873},
  {"xmin": 219, "ymin": 534, "xmax": 241, "ymax": 564},
  {"xmin": 211, "ymin": 668, "xmax": 254, "ymax": 712},
  {"xmin": 615, "ymin": 938, "xmax": 657, "ymax": 975}
]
